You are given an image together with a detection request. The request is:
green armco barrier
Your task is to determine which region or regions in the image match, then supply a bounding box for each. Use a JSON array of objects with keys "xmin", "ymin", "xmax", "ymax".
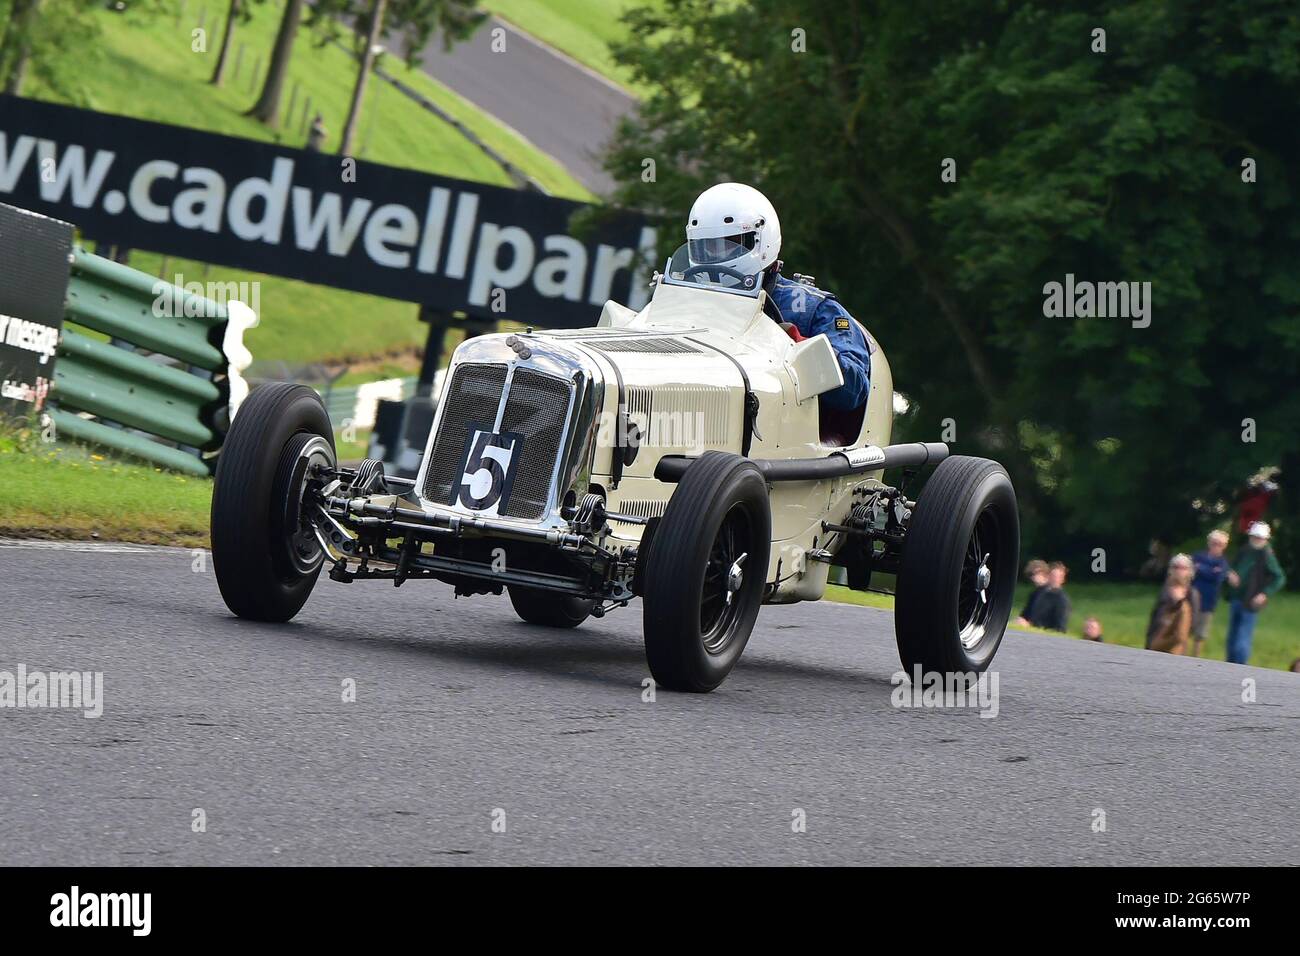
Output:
[
  {"xmin": 48, "ymin": 409, "xmax": 211, "ymax": 477},
  {"xmin": 56, "ymin": 330, "xmax": 220, "ymax": 448},
  {"xmin": 50, "ymin": 247, "xmax": 253, "ymax": 475},
  {"xmin": 64, "ymin": 249, "xmax": 228, "ymax": 370}
]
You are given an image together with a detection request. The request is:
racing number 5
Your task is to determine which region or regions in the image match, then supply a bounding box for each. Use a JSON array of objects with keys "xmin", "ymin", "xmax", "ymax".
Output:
[{"xmin": 456, "ymin": 429, "xmax": 522, "ymax": 513}]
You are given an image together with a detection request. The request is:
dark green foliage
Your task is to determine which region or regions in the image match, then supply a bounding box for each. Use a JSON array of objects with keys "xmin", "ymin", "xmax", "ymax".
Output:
[{"xmin": 606, "ymin": 0, "xmax": 1300, "ymax": 578}]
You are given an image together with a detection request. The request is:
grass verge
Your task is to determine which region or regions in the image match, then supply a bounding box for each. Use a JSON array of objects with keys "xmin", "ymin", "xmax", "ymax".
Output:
[
  {"xmin": 0, "ymin": 416, "xmax": 371, "ymax": 547},
  {"xmin": 0, "ymin": 442, "xmax": 212, "ymax": 548}
]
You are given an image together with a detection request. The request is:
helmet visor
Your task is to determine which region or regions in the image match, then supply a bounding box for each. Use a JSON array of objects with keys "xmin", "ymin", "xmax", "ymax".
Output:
[
  {"xmin": 664, "ymin": 242, "xmax": 763, "ymax": 297},
  {"xmin": 687, "ymin": 232, "xmax": 756, "ymax": 265}
]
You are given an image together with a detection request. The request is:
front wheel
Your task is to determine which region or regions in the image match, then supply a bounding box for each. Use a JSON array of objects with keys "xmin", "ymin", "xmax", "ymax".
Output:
[
  {"xmin": 641, "ymin": 451, "xmax": 771, "ymax": 692},
  {"xmin": 211, "ymin": 383, "xmax": 335, "ymax": 622},
  {"xmin": 894, "ymin": 456, "xmax": 1019, "ymax": 675}
]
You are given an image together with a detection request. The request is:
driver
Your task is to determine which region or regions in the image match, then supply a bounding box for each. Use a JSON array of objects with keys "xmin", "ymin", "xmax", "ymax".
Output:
[{"xmin": 685, "ymin": 182, "xmax": 871, "ymax": 413}]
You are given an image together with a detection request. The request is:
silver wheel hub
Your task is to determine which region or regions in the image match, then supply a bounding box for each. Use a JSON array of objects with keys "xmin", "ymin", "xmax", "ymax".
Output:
[
  {"xmin": 288, "ymin": 435, "xmax": 335, "ymax": 574},
  {"xmin": 960, "ymin": 551, "xmax": 992, "ymax": 650},
  {"xmin": 975, "ymin": 558, "xmax": 991, "ymax": 598},
  {"xmin": 725, "ymin": 552, "xmax": 747, "ymax": 606}
]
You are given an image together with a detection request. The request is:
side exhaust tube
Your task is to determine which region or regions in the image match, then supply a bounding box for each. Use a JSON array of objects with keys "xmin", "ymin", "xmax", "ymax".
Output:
[{"xmin": 653, "ymin": 442, "xmax": 950, "ymax": 484}]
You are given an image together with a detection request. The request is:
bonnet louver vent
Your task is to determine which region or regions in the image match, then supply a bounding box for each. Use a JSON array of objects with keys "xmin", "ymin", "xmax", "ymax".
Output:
[{"xmin": 583, "ymin": 338, "xmax": 703, "ymax": 355}]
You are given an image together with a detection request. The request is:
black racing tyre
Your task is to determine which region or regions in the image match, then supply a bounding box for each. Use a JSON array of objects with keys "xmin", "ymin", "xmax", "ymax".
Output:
[
  {"xmin": 894, "ymin": 455, "xmax": 1019, "ymax": 675},
  {"xmin": 508, "ymin": 587, "xmax": 596, "ymax": 628},
  {"xmin": 211, "ymin": 383, "xmax": 335, "ymax": 622},
  {"xmin": 642, "ymin": 451, "xmax": 771, "ymax": 692}
]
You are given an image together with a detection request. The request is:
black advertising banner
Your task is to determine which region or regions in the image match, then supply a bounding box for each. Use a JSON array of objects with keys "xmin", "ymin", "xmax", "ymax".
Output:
[
  {"xmin": 0, "ymin": 200, "xmax": 71, "ymax": 420},
  {"xmin": 0, "ymin": 96, "xmax": 656, "ymax": 325}
]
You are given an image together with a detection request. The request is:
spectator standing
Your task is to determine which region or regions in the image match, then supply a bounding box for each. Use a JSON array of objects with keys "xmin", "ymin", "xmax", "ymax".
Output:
[
  {"xmin": 1172, "ymin": 552, "xmax": 1201, "ymax": 618},
  {"xmin": 1014, "ymin": 559, "xmax": 1049, "ymax": 628},
  {"xmin": 306, "ymin": 114, "xmax": 329, "ymax": 152},
  {"xmin": 1032, "ymin": 562, "xmax": 1072, "ymax": 633},
  {"xmin": 1147, "ymin": 585, "xmax": 1194, "ymax": 656},
  {"xmin": 1190, "ymin": 530, "xmax": 1231, "ymax": 657},
  {"xmin": 1224, "ymin": 522, "xmax": 1287, "ymax": 665},
  {"xmin": 1147, "ymin": 554, "xmax": 1198, "ymax": 655}
]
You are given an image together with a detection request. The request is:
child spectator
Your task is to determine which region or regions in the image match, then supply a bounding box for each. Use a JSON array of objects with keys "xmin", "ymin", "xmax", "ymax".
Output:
[
  {"xmin": 1081, "ymin": 617, "xmax": 1103, "ymax": 642},
  {"xmin": 1190, "ymin": 530, "xmax": 1231, "ymax": 657}
]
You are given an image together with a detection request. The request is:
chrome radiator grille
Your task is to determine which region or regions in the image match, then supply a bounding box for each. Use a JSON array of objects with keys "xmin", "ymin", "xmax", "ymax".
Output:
[
  {"xmin": 423, "ymin": 363, "xmax": 509, "ymax": 505},
  {"xmin": 421, "ymin": 362, "xmax": 573, "ymax": 520},
  {"xmin": 497, "ymin": 368, "xmax": 572, "ymax": 519}
]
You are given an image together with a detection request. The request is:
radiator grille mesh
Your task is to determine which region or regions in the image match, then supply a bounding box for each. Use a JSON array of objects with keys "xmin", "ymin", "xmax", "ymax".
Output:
[
  {"xmin": 423, "ymin": 363, "xmax": 508, "ymax": 505},
  {"xmin": 497, "ymin": 369, "xmax": 572, "ymax": 519}
]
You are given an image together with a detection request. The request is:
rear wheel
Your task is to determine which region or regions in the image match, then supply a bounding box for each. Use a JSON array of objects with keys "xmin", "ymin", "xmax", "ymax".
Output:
[
  {"xmin": 508, "ymin": 587, "xmax": 595, "ymax": 628},
  {"xmin": 211, "ymin": 383, "xmax": 335, "ymax": 622},
  {"xmin": 894, "ymin": 456, "xmax": 1019, "ymax": 674},
  {"xmin": 642, "ymin": 452, "xmax": 771, "ymax": 692}
]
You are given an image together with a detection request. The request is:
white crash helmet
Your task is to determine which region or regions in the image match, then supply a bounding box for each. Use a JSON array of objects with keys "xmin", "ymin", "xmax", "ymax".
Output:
[{"xmin": 685, "ymin": 183, "xmax": 782, "ymax": 275}]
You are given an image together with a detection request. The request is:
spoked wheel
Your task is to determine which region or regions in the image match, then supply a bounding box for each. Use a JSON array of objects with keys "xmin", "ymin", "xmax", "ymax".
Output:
[
  {"xmin": 957, "ymin": 509, "xmax": 1000, "ymax": 652},
  {"xmin": 642, "ymin": 452, "xmax": 771, "ymax": 692},
  {"xmin": 701, "ymin": 508, "xmax": 750, "ymax": 654},
  {"xmin": 895, "ymin": 456, "xmax": 1019, "ymax": 675},
  {"xmin": 278, "ymin": 433, "xmax": 335, "ymax": 577},
  {"xmin": 211, "ymin": 383, "xmax": 336, "ymax": 622}
]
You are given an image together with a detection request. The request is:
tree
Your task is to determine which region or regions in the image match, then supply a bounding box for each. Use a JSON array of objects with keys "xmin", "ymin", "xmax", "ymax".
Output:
[
  {"xmin": 246, "ymin": 0, "xmax": 306, "ymax": 126},
  {"xmin": 0, "ymin": 0, "xmax": 43, "ymax": 94},
  {"xmin": 338, "ymin": 0, "xmax": 387, "ymax": 157},
  {"xmin": 211, "ymin": 0, "xmax": 263, "ymax": 87},
  {"xmin": 334, "ymin": 0, "xmax": 486, "ymax": 155},
  {"xmin": 0, "ymin": 0, "xmax": 125, "ymax": 99},
  {"xmin": 606, "ymin": 0, "xmax": 1300, "ymax": 577}
]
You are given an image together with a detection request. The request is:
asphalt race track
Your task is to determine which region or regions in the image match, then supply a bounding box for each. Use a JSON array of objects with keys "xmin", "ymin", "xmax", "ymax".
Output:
[
  {"xmin": 418, "ymin": 17, "xmax": 636, "ymax": 195},
  {"xmin": 2, "ymin": 539, "xmax": 1296, "ymax": 866}
]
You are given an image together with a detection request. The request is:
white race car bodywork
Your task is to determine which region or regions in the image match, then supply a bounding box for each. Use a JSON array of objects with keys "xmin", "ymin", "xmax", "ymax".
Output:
[
  {"xmin": 412, "ymin": 275, "xmax": 894, "ymax": 604},
  {"xmin": 213, "ymin": 258, "xmax": 1016, "ymax": 694}
]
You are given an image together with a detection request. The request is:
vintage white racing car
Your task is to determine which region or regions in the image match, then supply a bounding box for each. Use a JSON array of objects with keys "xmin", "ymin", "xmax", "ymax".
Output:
[{"xmin": 211, "ymin": 243, "xmax": 1020, "ymax": 692}]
